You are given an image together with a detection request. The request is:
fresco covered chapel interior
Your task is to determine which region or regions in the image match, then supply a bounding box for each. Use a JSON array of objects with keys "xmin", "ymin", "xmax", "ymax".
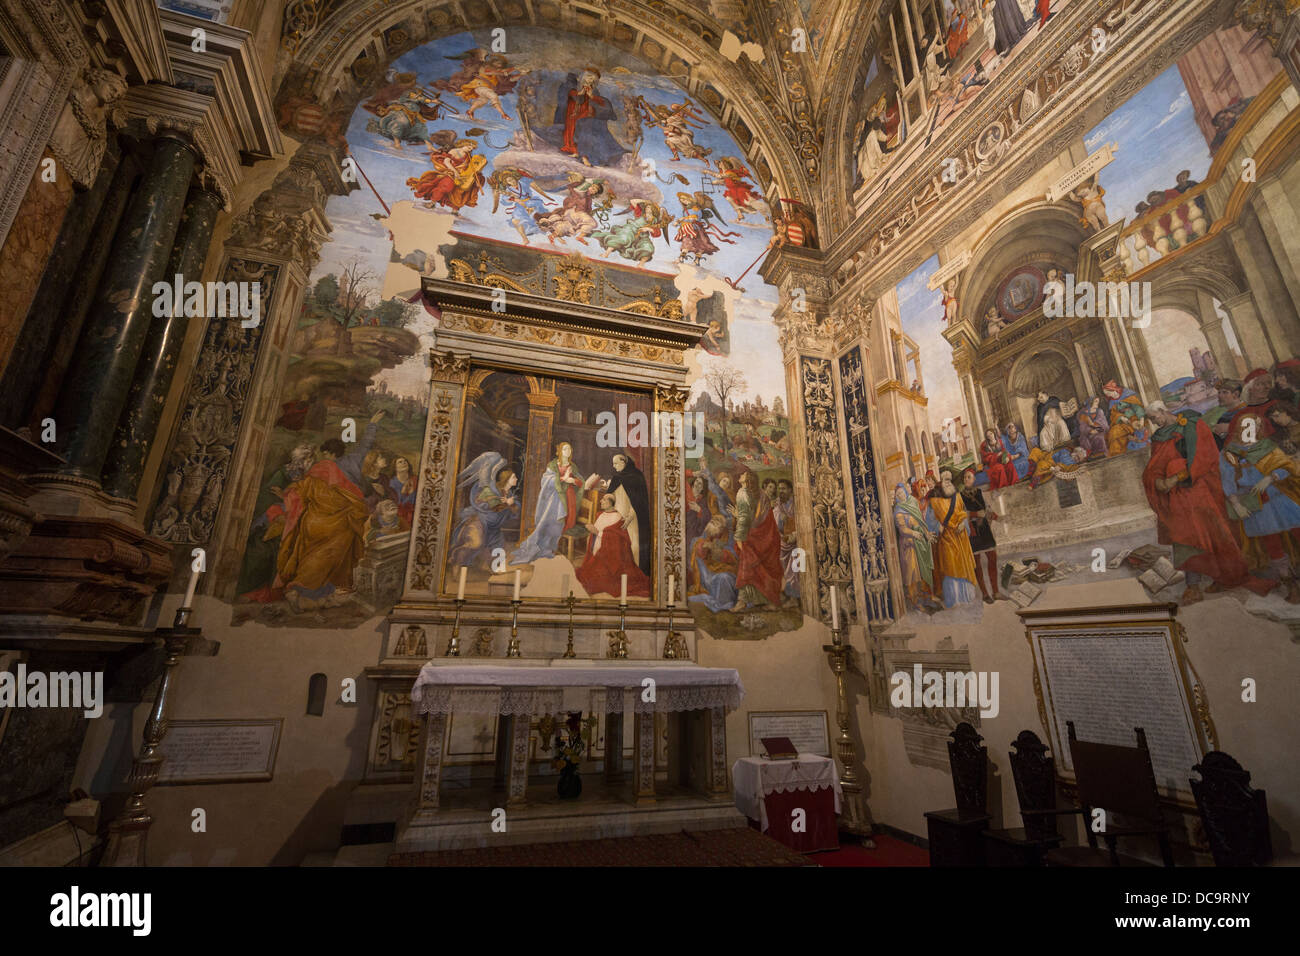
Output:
[{"xmin": 0, "ymin": 0, "xmax": 1298, "ymax": 874}]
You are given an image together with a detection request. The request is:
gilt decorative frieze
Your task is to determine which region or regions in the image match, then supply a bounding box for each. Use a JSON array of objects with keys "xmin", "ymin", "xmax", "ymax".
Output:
[{"xmin": 438, "ymin": 310, "xmax": 684, "ymax": 366}]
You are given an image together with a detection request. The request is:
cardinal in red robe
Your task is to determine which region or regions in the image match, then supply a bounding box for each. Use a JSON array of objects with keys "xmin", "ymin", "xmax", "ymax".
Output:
[
  {"xmin": 1142, "ymin": 404, "xmax": 1272, "ymax": 603},
  {"xmin": 576, "ymin": 496, "xmax": 651, "ymax": 598}
]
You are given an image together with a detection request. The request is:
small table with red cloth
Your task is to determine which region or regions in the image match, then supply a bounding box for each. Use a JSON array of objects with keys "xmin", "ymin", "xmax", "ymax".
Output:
[{"xmin": 731, "ymin": 754, "xmax": 841, "ymax": 853}]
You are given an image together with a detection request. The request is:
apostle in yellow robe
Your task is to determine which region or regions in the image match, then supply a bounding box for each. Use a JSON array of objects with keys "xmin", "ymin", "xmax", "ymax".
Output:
[{"xmin": 924, "ymin": 471, "xmax": 981, "ymax": 607}]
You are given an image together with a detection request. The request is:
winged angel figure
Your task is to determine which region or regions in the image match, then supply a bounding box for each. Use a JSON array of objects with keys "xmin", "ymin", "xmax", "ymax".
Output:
[{"xmin": 447, "ymin": 451, "xmax": 521, "ymax": 570}]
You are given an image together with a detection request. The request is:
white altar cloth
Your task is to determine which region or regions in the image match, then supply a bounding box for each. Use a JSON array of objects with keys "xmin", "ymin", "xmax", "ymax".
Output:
[
  {"xmin": 411, "ymin": 662, "xmax": 745, "ymax": 716},
  {"xmin": 731, "ymin": 755, "xmax": 842, "ymax": 830}
]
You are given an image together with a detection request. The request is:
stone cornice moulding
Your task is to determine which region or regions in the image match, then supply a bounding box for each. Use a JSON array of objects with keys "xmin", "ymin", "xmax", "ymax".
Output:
[
  {"xmin": 93, "ymin": 0, "xmax": 173, "ymax": 84},
  {"xmin": 824, "ymin": 0, "xmax": 1237, "ymax": 308},
  {"xmin": 159, "ymin": 9, "xmax": 284, "ymax": 164}
]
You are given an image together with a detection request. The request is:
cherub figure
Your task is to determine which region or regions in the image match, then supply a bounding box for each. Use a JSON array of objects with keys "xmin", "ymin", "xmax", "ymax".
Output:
[{"xmin": 1066, "ymin": 174, "xmax": 1109, "ymax": 232}]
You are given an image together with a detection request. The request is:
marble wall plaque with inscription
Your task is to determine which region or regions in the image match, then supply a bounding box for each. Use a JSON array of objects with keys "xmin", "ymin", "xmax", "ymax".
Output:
[
  {"xmin": 157, "ymin": 719, "xmax": 283, "ymax": 784},
  {"xmin": 1034, "ymin": 629, "xmax": 1203, "ymax": 794}
]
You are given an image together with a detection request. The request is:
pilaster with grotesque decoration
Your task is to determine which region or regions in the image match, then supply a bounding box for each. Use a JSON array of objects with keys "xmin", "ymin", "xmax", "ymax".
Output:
[{"xmin": 154, "ymin": 142, "xmax": 352, "ymax": 599}]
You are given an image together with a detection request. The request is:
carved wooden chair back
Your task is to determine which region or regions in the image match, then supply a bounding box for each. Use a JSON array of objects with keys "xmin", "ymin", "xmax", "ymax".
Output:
[
  {"xmin": 1191, "ymin": 751, "xmax": 1272, "ymax": 867},
  {"xmin": 947, "ymin": 721, "xmax": 988, "ymax": 814},
  {"xmin": 1009, "ymin": 730, "xmax": 1058, "ymax": 841}
]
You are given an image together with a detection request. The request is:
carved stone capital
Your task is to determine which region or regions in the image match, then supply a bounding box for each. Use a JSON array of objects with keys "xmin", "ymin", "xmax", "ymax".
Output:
[
  {"xmin": 654, "ymin": 382, "xmax": 690, "ymax": 412},
  {"xmin": 429, "ymin": 349, "xmax": 470, "ymax": 385}
]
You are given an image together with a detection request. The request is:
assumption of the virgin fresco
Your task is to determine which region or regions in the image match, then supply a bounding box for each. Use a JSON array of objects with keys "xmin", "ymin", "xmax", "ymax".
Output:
[{"xmin": 237, "ymin": 27, "xmax": 798, "ymax": 630}]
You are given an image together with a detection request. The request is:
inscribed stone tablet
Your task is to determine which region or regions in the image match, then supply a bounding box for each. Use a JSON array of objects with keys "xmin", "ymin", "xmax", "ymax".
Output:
[{"xmin": 157, "ymin": 719, "xmax": 283, "ymax": 784}]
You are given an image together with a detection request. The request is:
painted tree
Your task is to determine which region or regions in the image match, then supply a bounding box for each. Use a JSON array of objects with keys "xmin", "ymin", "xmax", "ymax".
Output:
[{"xmin": 704, "ymin": 365, "xmax": 747, "ymax": 440}]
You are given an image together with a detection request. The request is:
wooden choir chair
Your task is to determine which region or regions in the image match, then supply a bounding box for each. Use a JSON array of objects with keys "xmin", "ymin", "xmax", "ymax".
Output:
[
  {"xmin": 1191, "ymin": 751, "xmax": 1272, "ymax": 866},
  {"xmin": 1044, "ymin": 721, "xmax": 1174, "ymax": 867},
  {"xmin": 924, "ymin": 722, "xmax": 991, "ymax": 866},
  {"xmin": 983, "ymin": 730, "xmax": 1079, "ymax": 866}
]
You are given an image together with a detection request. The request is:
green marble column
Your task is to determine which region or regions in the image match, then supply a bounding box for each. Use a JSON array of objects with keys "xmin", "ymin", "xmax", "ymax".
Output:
[
  {"xmin": 0, "ymin": 140, "xmax": 133, "ymax": 431},
  {"xmin": 101, "ymin": 186, "xmax": 222, "ymax": 502},
  {"xmin": 51, "ymin": 135, "xmax": 197, "ymax": 482}
]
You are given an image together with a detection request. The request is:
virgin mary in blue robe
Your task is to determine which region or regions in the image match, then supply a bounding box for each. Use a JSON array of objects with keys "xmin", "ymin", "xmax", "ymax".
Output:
[{"xmin": 510, "ymin": 444, "xmax": 585, "ymax": 565}]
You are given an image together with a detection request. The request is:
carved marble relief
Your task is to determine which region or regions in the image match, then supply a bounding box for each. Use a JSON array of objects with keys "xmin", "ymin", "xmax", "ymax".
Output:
[
  {"xmin": 799, "ymin": 355, "xmax": 855, "ymax": 624},
  {"xmin": 152, "ymin": 261, "xmax": 279, "ymax": 545},
  {"xmin": 838, "ymin": 345, "xmax": 893, "ymax": 622}
]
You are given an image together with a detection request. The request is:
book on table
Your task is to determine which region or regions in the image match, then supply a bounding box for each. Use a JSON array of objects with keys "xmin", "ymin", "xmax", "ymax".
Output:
[{"xmin": 760, "ymin": 736, "xmax": 799, "ymax": 760}]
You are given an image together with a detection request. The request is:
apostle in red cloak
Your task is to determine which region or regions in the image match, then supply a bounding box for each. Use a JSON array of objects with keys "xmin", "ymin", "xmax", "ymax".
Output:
[
  {"xmin": 576, "ymin": 494, "xmax": 651, "ymax": 598},
  {"xmin": 731, "ymin": 472, "xmax": 786, "ymax": 610},
  {"xmin": 1142, "ymin": 402, "xmax": 1272, "ymax": 604}
]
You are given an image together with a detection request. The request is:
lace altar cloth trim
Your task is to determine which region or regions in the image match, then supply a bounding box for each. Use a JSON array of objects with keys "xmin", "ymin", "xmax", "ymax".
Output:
[
  {"xmin": 730, "ymin": 755, "xmax": 843, "ymax": 830},
  {"xmin": 411, "ymin": 664, "xmax": 745, "ymax": 715}
]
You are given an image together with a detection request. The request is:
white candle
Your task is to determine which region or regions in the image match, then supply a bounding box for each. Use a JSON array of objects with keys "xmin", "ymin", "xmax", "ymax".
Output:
[
  {"xmin": 668, "ymin": 574, "xmax": 675, "ymax": 606},
  {"xmin": 457, "ymin": 566, "xmax": 467, "ymax": 601},
  {"xmin": 513, "ymin": 569, "xmax": 521, "ymax": 601},
  {"xmin": 830, "ymin": 585, "xmax": 839, "ymax": 629},
  {"xmin": 182, "ymin": 564, "xmax": 201, "ymax": 609},
  {"xmin": 620, "ymin": 574, "xmax": 627, "ymax": 604},
  {"xmin": 560, "ymin": 574, "xmax": 569, "ymax": 599}
]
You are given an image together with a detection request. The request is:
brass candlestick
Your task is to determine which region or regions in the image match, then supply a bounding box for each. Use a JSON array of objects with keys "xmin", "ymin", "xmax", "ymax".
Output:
[
  {"xmin": 824, "ymin": 626, "xmax": 876, "ymax": 845},
  {"xmin": 607, "ymin": 601, "xmax": 629, "ymax": 659},
  {"xmin": 662, "ymin": 601, "xmax": 688, "ymax": 659},
  {"xmin": 507, "ymin": 598, "xmax": 522, "ymax": 657},
  {"xmin": 100, "ymin": 607, "xmax": 197, "ymax": 866},
  {"xmin": 445, "ymin": 598, "xmax": 465, "ymax": 656},
  {"xmin": 563, "ymin": 593, "xmax": 577, "ymax": 658}
]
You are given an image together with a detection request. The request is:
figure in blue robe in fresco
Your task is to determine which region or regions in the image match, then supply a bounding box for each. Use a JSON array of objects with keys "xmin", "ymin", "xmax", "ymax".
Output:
[
  {"xmin": 448, "ymin": 452, "xmax": 520, "ymax": 570},
  {"xmin": 1002, "ymin": 422, "xmax": 1032, "ymax": 481},
  {"xmin": 510, "ymin": 442, "xmax": 586, "ymax": 565}
]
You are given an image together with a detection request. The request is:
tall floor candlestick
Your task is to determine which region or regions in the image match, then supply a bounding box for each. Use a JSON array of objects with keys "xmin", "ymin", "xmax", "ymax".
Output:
[
  {"xmin": 823, "ymin": 627, "xmax": 875, "ymax": 845},
  {"xmin": 101, "ymin": 607, "xmax": 201, "ymax": 865}
]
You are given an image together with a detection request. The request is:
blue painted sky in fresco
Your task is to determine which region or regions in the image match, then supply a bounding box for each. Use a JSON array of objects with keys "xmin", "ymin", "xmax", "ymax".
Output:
[
  {"xmin": 1086, "ymin": 65, "xmax": 1211, "ymax": 223},
  {"xmin": 332, "ymin": 29, "xmax": 776, "ymax": 284}
]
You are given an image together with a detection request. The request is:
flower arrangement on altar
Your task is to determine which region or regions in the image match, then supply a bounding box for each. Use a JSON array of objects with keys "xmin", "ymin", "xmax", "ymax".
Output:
[{"xmin": 551, "ymin": 712, "xmax": 586, "ymax": 772}]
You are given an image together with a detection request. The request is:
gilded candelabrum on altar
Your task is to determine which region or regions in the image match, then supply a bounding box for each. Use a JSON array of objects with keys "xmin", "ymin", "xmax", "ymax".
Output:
[
  {"xmin": 607, "ymin": 598, "xmax": 630, "ymax": 659},
  {"xmin": 662, "ymin": 597, "xmax": 688, "ymax": 660}
]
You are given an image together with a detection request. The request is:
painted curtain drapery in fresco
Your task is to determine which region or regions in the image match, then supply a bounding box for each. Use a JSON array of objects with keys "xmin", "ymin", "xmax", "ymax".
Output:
[{"xmin": 445, "ymin": 369, "xmax": 655, "ymax": 601}]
